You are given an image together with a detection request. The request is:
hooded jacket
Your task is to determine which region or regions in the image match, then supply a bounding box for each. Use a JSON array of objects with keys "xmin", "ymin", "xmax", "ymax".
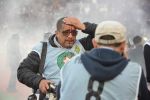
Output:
[
  {"xmin": 60, "ymin": 48, "xmax": 150, "ymax": 100},
  {"xmin": 81, "ymin": 48, "xmax": 128, "ymax": 82}
]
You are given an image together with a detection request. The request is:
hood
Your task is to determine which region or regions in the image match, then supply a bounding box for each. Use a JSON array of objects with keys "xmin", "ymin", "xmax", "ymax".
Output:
[
  {"xmin": 48, "ymin": 34, "xmax": 58, "ymax": 47},
  {"xmin": 81, "ymin": 48, "xmax": 129, "ymax": 82}
]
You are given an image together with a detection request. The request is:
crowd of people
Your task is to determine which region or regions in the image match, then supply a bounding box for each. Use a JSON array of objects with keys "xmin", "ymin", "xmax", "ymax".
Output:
[{"xmin": 17, "ymin": 17, "xmax": 150, "ymax": 100}]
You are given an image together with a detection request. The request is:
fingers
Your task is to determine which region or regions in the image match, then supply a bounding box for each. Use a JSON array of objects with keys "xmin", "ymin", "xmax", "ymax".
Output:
[
  {"xmin": 63, "ymin": 16, "xmax": 78, "ymax": 25},
  {"xmin": 39, "ymin": 79, "xmax": 50, "ymax": 93},
  {"xmin": 63, "ymin": 17, "xmax": 85, "ymax": 30}
]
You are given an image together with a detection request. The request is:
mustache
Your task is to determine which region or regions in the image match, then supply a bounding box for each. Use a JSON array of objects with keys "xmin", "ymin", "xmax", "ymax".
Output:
[{"xmin": 66, "ymin": 39, "xmax": 75, "ymax": 41}]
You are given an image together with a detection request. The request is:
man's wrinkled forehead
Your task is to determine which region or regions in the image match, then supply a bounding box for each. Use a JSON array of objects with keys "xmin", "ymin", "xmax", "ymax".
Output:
[{"xmin": 61, "ymin": 23, "xmax": 76, "ymax": 31}]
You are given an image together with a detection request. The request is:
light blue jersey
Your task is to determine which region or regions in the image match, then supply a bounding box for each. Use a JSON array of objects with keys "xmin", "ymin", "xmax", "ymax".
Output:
[
  {"xmin": 32, "ymin": 40, "xmax": 85, "ymax": 85},
  {"xmin": 60, "ymin": 48, "xmax": 142, "ymax": 100}
]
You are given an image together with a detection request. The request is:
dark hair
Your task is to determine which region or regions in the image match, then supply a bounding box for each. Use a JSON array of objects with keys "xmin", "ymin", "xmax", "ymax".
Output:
[
  {"xmin": 56, "ymin": 17, "xmax": 66, "ymax": 31},
  {"xmin": 133, "ymin": 35, "xmax": 142, "ymax": 45}
]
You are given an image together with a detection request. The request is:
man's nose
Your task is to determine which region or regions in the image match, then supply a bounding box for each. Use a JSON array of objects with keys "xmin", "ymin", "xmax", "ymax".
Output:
[{"xmin": 67, "ymin": 33, "xmax": 74, "ymax": 38}]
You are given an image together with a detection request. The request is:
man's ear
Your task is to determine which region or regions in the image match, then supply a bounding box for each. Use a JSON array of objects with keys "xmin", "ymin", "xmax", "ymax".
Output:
[
  {"xmin": 120, "ymin": 42, "xmax": 126, "ymax": 52},
  {"xmin": 92, "ymin": 38, "xmax": 98, "ymax": 48},
  {"xmin": 120, "ymin": 42, "xmax": 128, "ymax": 59},
  {"xmin": 55, "ymin": 31, "xmax": 58, "ymax": 35},
  {"xmin": 55, "ymin": 31, "xmax": 59, "ymax": 37}
]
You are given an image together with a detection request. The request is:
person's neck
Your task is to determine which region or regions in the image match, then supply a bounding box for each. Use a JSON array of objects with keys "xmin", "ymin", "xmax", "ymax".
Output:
[{"xmin": 98, "ymin": 46, "xmax": 114, "ymax": 50}]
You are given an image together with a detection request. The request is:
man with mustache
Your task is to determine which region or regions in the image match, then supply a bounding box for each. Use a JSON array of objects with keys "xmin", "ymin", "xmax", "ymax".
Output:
[{"xmin": 17, "ymin": 17, "xmax": 96, "ymax": 99}]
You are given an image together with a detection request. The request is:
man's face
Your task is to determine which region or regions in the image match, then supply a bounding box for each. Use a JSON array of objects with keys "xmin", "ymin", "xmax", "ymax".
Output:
[{"xmin": 56, "ymin": 24, "xmax": 78, "ymax": 48}]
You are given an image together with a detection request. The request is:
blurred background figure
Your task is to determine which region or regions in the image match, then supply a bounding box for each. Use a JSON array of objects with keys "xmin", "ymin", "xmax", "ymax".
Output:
[
  {"xmin": 144, "ymin": 39, "xmax": 150, "ymax": 84},
  {"xmin": 6, "ymin": 33, "xmax": 21, "ymax": 92},
  {"xmin": 128, "ymin": 35, "xmax": 146, "ymax": 74}
]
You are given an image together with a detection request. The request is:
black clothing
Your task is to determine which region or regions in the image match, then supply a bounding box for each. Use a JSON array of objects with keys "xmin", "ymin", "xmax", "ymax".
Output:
[{"xmin": 144, "ymin": 44, "xmax": 150, "ymax": 82}]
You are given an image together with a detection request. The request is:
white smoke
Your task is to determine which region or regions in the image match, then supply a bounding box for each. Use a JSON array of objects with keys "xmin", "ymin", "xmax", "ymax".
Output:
[{"xmin": 0, "ymin": 0, "xmax": 149, "ymax": 99}]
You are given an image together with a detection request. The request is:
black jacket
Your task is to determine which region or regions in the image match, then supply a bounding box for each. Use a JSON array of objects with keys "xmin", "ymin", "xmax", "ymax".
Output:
[
  {"xmin": 17, "ymin": 22, "xmax": 97, "ymax": 90},
  {"xmin": 144, "ymin": 43, "xmax": 150, "ymax": 82}
]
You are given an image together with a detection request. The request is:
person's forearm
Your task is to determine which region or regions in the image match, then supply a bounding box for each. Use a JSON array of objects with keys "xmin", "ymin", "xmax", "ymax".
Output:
[{"xmin": 17, "ymin": 51, "xmax": 42, "ymax": 89}]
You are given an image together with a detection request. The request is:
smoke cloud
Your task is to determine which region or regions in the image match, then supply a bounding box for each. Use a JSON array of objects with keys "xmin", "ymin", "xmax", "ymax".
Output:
[{"xmin": 0, "ymin": 0, "xmax": 149, "ymax": 99}]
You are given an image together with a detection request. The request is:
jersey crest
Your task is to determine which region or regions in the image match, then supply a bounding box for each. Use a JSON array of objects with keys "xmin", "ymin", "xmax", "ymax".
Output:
[{"xmin": 57, "ymin": 51, "xmax": 75, "ymax": 68}]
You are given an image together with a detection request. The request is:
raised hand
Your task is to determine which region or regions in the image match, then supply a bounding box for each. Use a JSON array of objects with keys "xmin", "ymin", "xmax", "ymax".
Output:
[{"xmin": 63, "ymin": 17, "xmax": 85, "ymax": 30}]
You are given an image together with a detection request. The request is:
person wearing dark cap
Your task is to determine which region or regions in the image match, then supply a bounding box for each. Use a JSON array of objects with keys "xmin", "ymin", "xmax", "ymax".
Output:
[{"xmin": 59, "ymin": 21, "xmax": 150, "ymax": 100}]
